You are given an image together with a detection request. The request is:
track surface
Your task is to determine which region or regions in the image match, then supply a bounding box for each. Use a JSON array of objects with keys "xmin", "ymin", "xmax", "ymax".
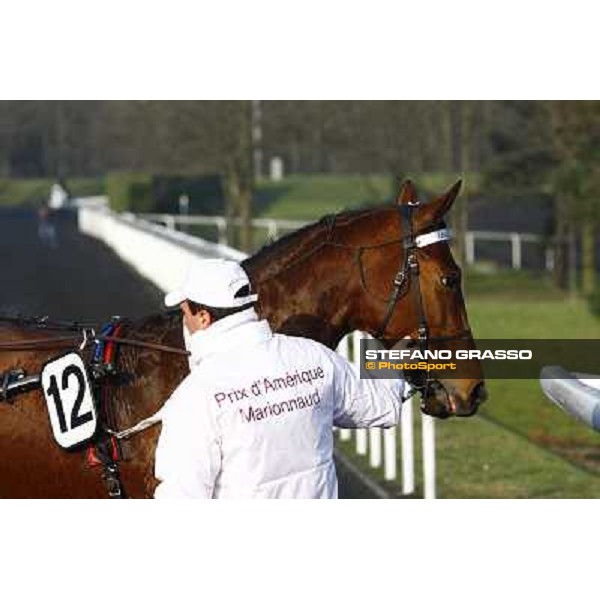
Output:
[
  {"xmin": 0, "ymin": 207, "xmax": 375, "ymax": 498},
  {"xmin": 0, "ymin": 208, "xmax": 163, "ymax": 319}
]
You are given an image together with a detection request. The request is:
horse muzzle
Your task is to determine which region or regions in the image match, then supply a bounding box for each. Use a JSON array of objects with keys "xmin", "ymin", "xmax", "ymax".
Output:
[{"xmin": 419, "ymin": 380, "xmax": 488, "ymax": 418}]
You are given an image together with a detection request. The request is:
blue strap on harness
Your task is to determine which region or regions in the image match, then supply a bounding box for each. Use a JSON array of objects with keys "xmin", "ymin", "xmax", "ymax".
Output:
[{"xmin": 94, "ymin": 322, "xmax": 115, "ymax": 362}]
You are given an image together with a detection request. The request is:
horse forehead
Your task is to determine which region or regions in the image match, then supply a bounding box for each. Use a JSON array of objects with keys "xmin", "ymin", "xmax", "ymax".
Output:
[{"xmin": 341, "ymin": 208, "xmax": 399, "ymax": 242}]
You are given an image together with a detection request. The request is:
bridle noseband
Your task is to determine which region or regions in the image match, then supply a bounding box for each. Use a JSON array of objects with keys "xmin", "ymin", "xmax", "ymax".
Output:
[{"xmin": 372, "ymin": 203, "xmax": 473, "ymax": 401}]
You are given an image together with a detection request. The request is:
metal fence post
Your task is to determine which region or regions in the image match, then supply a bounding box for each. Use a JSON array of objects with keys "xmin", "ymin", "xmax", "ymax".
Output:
[
  {"xmin": 336, "ymin": 335, "xmax": 352, "ymax": 441},
  {"xmin": 383, "ymin": 427, "xmax": 397, "ymax": 481},
  {"xmin": 511, "ymin": 233, "xmax": 522, "ymax": 270},
  {"xmin": 353, "ymin": 330, "xmax": 368, "ymax": 455},
  {"xmin": 401, "ymin": 395, "xmax": 415, "ymax": 494},
  {"xmin": 465, "ymin": 231, "xmax": 475, "ymax": 265},
  {"xmin": 545, "ymin": 246, "xmax": 555, "ymax": 272},
  {"xmin": 164, "ymin": 215, "xmax": 176, "ymax": 231},
  {"xmin": 267, "ymin": 219, "xmax": 278, "ymax": 241},
  {"xmin": 369, "ymin": 428, "xmax": 382, "ymax": 468},
  {"xmin": 216, "ymin": 217, "xmax": 227, "ymax": 246},
  {"xmin": 422, "ymin": 414, "xmax": 436, "ymax": 499}
]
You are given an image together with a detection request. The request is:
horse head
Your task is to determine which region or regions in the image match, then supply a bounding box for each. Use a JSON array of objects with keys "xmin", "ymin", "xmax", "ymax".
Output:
[
  {"xmin": 246, "ymin": 181, "xmax": 486, "ymax": 418},
  {"xmin": 354, "ymin": 179, "xmax": 486, "ymax": 418}
]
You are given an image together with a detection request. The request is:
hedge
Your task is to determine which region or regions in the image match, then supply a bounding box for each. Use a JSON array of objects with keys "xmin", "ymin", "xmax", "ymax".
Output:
[{"xmin": 0, "ymin": 177, "xmax": 104, "ymax": 207}]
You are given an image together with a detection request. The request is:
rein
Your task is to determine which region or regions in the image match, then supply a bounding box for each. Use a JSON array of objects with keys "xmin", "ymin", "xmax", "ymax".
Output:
[{"xmin": 0, "ymin": 331, "xmax": 190, "ymax": 356}]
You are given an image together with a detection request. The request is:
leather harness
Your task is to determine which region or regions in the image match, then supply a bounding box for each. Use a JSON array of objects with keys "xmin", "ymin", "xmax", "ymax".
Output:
[{"xmin": 0, "ymin": 203, "xmax": 473, "ymax": 496}]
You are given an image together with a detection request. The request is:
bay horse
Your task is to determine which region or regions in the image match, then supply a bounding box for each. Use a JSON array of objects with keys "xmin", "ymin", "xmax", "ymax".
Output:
[{"xmin": 0, "ymin": 180, "xmax": 486, "ymax": 498}]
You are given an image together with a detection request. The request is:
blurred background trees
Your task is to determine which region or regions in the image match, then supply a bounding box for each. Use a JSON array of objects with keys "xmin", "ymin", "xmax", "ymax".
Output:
[
  {"xmin": 0, "ymin": 100, "xmax": 597, "ymax": 266},
  {"xmin": 0, "ymin": 100, "xmax": 502, "ymax": 179}
]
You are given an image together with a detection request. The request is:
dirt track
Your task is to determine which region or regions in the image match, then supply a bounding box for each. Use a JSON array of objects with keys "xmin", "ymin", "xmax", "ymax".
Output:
[
  {"xmin": 0, "ymin": 208, "xmax": 163, "ymax": 320},
  {"xmin": 0, "ymin": 207, "xmax": 377, "ymax": 498}
]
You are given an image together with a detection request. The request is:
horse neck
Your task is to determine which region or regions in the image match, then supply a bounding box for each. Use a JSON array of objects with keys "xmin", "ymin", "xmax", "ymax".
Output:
[
  {"xmin": 244, "ymin": 209, "xmax": 395, "ymax": 349},
  {"xmin": 112, "ymin": 312, "xmax": 188, "ymax": 426}
]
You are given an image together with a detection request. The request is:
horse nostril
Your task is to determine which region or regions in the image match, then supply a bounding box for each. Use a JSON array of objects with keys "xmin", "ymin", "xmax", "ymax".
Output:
[{"xmin": 471, "ymin": 383, "xmax": 487, "ymax": 405}]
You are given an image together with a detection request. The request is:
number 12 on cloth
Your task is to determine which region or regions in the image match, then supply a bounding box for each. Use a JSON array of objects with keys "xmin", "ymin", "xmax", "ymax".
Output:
[{"xmin": 41, "ymin": 352, "xmax": 98, "ymax": 449}]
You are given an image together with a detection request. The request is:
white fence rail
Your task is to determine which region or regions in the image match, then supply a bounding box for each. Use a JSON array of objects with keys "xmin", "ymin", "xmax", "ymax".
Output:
[
  {"xmin": 79, "ymin": 204, "xmax": 245, "ymax": 293},
  {"xmin": 465, "ymin": 230, "xmax": 552, "ymax": 271},
  {"xmin": 139, "ymin": 213, "xmax": 309, "ymax": 246},
  {"xmin": 78, "ymin": 200, "xmax": 436, "ymax": 498},
  {"xmin": 138, "ymin": 213, "xmax": 551, "ymax": 272},
  {"xmin": 336, "ymin": 330, "xmax": 435, "ymax": 499}
]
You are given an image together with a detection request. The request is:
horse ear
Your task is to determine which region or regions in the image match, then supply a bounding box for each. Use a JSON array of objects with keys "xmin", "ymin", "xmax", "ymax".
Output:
[
  {"xmin": 395, "ymin": 179, "xmax": 418, "ymax": 205},
  {"xmin": 426, "ymin": 179, "xmax": 462, "ymax": 220}
]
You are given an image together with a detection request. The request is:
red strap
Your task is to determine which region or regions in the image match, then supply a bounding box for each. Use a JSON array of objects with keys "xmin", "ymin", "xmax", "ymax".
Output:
[
  {"xmin": 86, "ymin": 437, "xmax": 121, "ymax": 468},
  {"xmin": 86, "ymin": 321, "xmax": 124, "ymax": 470},
  {"xmin": 103, "ymin": 322, "xmax": 123, "ymax": 365}
]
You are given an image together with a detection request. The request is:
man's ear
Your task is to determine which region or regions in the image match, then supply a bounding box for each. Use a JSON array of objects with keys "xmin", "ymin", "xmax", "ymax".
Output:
[{"xmin": 198, "ymin": 308, "xmax": 213, "ymax": 329}]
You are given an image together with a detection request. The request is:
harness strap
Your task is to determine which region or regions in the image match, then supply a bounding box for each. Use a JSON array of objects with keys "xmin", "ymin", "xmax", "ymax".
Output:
[
  {"xmin": 0, "ymin": 369, "xmax": 25, "ymax": 404},
  {"xmin": 98, "ymin": 335, "xmax": 190, "ymax": 356},
  {"xmin": 106, "ymin": 407, "xmax": 164, "ymax": 440},
  {"xmin": 374, "ymin": 205, "xmax": 414, "ymax": 340},
  {"xmin": 86, "ymin": 320, "xmax": 127, "ymax": 499},
  {"xmin": 0, "ymin": 332, "xmax": 190, "ymax": 356}
]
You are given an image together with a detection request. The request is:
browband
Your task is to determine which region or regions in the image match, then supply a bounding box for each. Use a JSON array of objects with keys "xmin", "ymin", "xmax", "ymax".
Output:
[{"xmin": 415, "ymin": 228, "xmax": 450, "ymax": 248}]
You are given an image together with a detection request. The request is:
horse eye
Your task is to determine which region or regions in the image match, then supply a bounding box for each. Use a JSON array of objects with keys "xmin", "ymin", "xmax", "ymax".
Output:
[{"xmin": 441, "ymin": 273, "xmax": 460, "ymax": 289}]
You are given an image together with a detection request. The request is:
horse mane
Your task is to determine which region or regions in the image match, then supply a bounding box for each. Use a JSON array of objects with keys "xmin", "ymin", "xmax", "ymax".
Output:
[
  {"xmin": 244, "ymin": 203, "xmax": 393, "ymax": 281},
  {"xmin": 249, "ymin": 215, "xmax": 331, "ymax": 262},
  {"xmin": 129, "ymin": 310, "xmax": 182, "ymax": 335}
]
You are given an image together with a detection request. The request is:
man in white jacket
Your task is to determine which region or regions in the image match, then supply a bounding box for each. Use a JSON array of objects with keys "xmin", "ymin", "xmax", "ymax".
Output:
[{"xmin": 154, "ymin": 258, "xmax": 407, "ymax": 499}]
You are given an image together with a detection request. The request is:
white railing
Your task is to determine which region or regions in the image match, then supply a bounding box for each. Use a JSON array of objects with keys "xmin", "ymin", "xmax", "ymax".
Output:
[
  {"xmin": 78, "ymin": 203, "xmax": 245, "ymax": 293},
  {"xmin": 139, "ymin": 213, "xmax": 310, "ymax": 246},
  {"xmin": 336, "ymin": 331, "xmax": 436, "ymax": 499},
  {"xmin": 465, "ymin": 230, "xmax": 553, "ymax": 271},
  {"xmin": 78, "ymin": 200, "xmax": 436, "ymax": 498},
  {"xmin": 138, "ymin": 213, "xmax": 552, "ymax": 272}
]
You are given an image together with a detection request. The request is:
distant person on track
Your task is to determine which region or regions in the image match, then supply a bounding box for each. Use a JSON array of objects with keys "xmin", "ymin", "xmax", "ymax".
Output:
[
  {"xmin": 154, "ymin": 258, "xmax": 408, "ymax": 499},
  {"xmin": 48, "ymin": 180, "xmax": 69, "ymax": 210},
  {"xmin": 37, "ymin": 205, "xmax": 58, "ymax": 249},
  {"xmin": 37, "ymin": 180, "xmax": 69, "ymax": 248}
]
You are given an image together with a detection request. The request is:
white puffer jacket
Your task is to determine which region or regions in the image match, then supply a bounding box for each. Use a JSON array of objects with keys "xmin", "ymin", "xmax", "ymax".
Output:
[{"xmin": 154, "ymin": 308, "xmax": 405, "ymax": 499}]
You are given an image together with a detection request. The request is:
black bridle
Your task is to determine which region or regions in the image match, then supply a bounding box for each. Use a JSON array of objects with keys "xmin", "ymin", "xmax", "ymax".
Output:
[
  {"xmin": 369, "ymin": 203, "xmax": 473, "ymax": 399},
  {"xmin": 255, "ymin": 204, "xmax": 473, "ymax": 355},
  {"xmin": 373, "ymin": 204, "xmax": 428, "ymax": 341}
]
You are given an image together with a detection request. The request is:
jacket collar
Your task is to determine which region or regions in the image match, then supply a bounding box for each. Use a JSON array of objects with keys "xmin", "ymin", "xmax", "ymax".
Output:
[{"xmin": 188, "ymin": 307, "xmax": 273, "ymax": 365}]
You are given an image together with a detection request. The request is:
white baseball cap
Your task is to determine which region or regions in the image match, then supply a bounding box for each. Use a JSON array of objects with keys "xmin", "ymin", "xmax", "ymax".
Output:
[{"xmin": 164, "ymin": 259, "xmax": 258, "ymax": 309}]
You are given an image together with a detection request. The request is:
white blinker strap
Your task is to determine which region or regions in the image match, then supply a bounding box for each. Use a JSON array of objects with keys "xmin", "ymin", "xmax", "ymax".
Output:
[
  {"xmin": 415, "ymin": 228, "xmax": 450, "ymax": 248},
  {"xmin": 106, "ymin": 407, "xmax": 164, "ymax": 440}
]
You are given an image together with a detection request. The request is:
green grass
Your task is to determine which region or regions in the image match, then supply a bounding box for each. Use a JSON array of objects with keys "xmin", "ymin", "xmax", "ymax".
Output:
[
  {"xmin": 0, "ymin": 177, "xmax": 104, "ymax": 207},
  {"xmin": 337, "ymin": 268, "xmax": 600, "ymax": 498},
  {"xmin": 434, "ymin": 414, "xmax": 600, "ymax": 498},
  {"xmin": 255, "ymin": 176, "xmax": 600, "ymax": 496},
  {"xmin": 251, "ymin": 177, "xmax": 600, "ymax": 497},
  {"xmin": 466, "ymin": 269, "xmax": 567, "ymax": 302},
  {"xmin": 0, "ymin": 171, "xmax": 473, "ymax": 216},
  {"xmin": 466, "ymin": 272, "xmax": 600, "ymax": 477},
  {"xmin": 254, "ymin": 174, "xmax": 395, "ymax": 220},
  {"xmin": 254, "ymin": 172, "xmax": 477, "ymax": 220},
  {"xmin": 338, "ymin": 409, "xmax": 600, "ymax": 498}
]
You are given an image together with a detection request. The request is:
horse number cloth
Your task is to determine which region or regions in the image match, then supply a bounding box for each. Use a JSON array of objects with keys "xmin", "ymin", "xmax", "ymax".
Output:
[{"xmin": 154, "ymin": 308, "xmax": 406, "ymax": 499}]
